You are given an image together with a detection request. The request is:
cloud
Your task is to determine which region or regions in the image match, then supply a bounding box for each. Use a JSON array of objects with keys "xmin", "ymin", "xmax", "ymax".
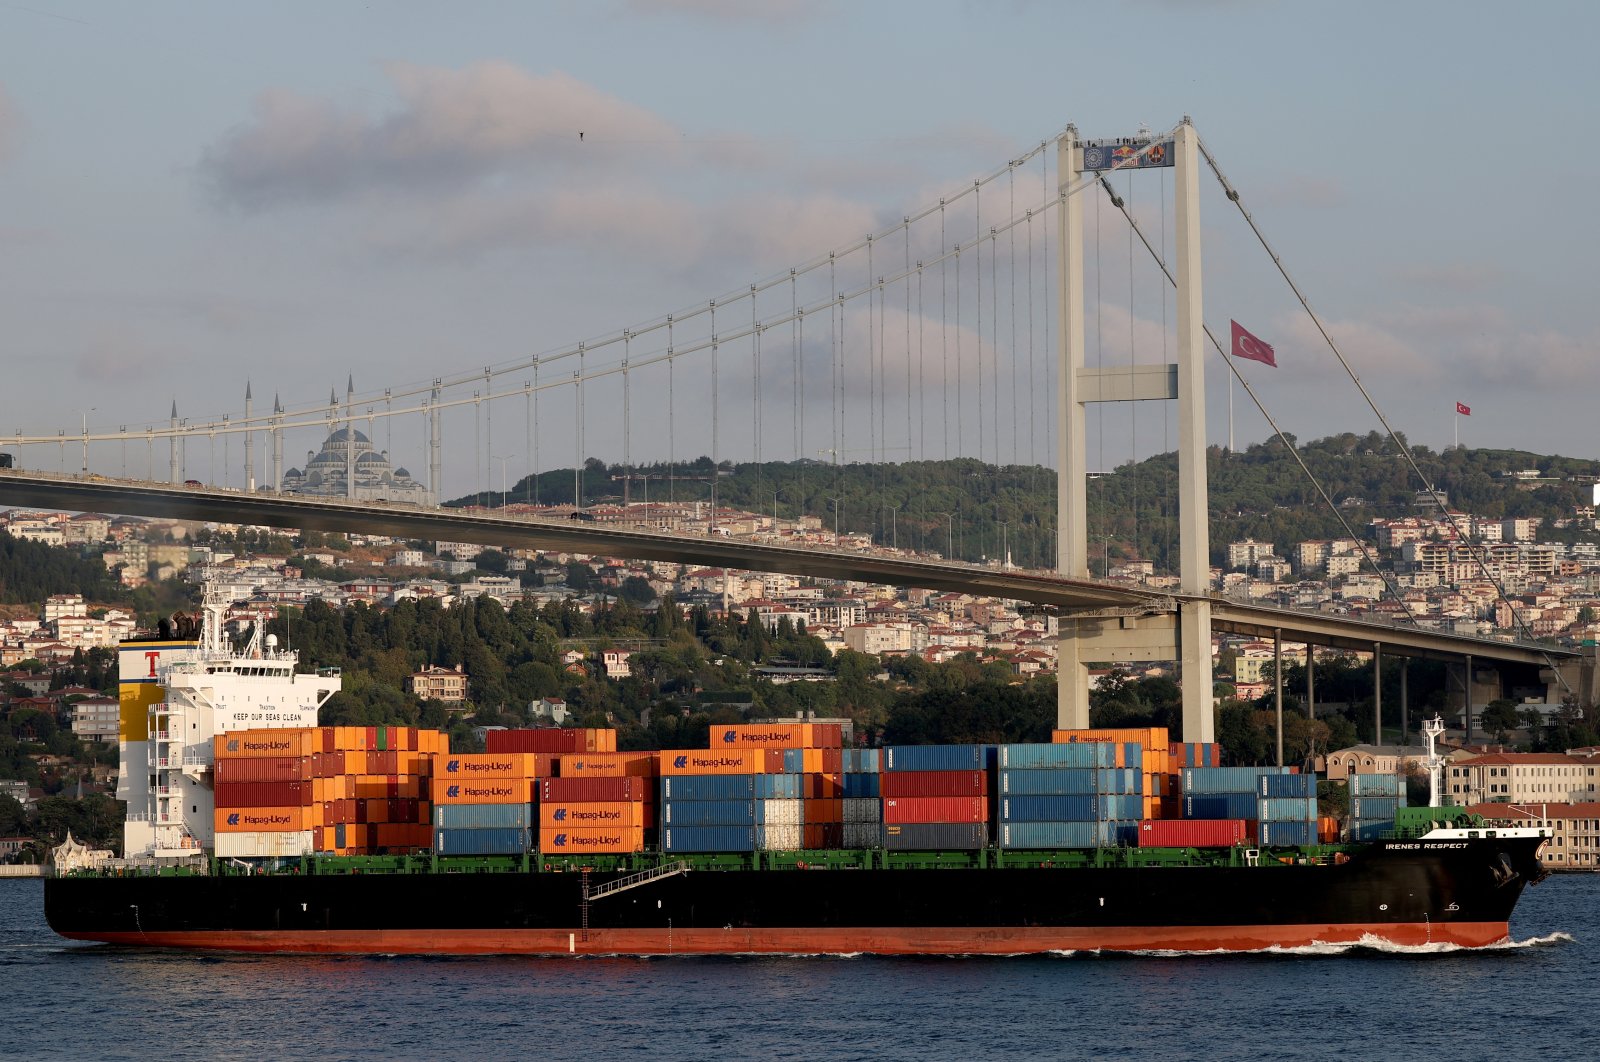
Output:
[
  {"xmin": 201, "ymin": 61, "xmax": 678, "ymax": 206},
  {"xmin": 0, "ymin": 84, "xmax": 21, "ymax": 164}
]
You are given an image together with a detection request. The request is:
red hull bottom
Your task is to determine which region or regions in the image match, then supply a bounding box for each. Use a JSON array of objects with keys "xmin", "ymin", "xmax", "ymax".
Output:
[{"xmin": 60, "ymin": 921, "xmax": 1512, "ymax": 955}]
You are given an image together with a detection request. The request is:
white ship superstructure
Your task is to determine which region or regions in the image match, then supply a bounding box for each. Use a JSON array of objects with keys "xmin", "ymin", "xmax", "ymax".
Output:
[{"xmin": 117, "ymin": 587, "xmax": 340, "ymax": 859}]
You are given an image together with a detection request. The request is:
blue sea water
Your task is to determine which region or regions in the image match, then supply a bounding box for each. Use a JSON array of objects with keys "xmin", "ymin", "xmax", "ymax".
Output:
[{"xmin": 0, "ymin": 874, "xmax": 1590, "ymax": 1061}]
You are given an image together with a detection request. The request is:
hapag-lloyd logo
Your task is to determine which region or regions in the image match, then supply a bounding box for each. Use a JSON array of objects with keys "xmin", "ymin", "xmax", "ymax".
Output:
[
  {"xmin": 723, "ymin": 730, "xmax": 789, "ymax": 745},
  {"xmin": 460, "ymin": 759, "xmax": 515, "ymax": 774},
  {"xmin": 452, "ymin": 783, "xmax": 515, "ymax": 799},
  {"xmin": 563, "ymin": 832, "xmax": 625, "ymax": 847},
  {"xmin": 235, "ymin": 811, "xmax": 295, "ymax": 827},
  {"xmin": 683, "ymin": 754, "xmax": 747, "ymax": 769},
  {"xmin": 241, "ymin": 738, "xmax": 293, "ymax": 753},
  {"xmin": 564, "ymin": 807, "xmax": 622, "ymax": 822}
]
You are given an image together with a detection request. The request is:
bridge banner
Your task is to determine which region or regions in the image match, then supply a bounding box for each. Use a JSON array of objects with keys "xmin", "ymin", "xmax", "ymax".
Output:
[{"xmin": 1081, "ymin": 140, "xmax": 1174, "ymax": 171}]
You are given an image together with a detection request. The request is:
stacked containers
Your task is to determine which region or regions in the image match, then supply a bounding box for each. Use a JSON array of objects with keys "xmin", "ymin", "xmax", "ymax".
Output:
[
  {"xmin": 708, "ymin": 723, "xmax": 846, "ymax": 849},
  {"xmin": 1255, "ymin": 772, "xmax": 1319, "ymax": 846},
  {"xmin": 1052, "ymin": 727, "xmax": 1171, "ymax": 819},
  {"xmin": 1180, "ymin": 766, "xmax": 1293, "ymax": 842},
  {"xmin": 841, "ymin": 748, "xmax": 882, "ymax": 848},
  {"xmin": 881, "ymin": 745, "xmax": 990, "ymax": 850},
  {"xmin": 485, "ymin": 727, "xmax": 618, "ymax": 754},
  {"xmin": 994, "ymin": 742, "xmax": 1142, "ymax": 849},
  {"xmin": 1347, "ymin": 774, "xmax": 1407, "ymax": 840},
  {"xmin": 430, "ymin": 752, "xmax": 540, "ymax": 855},
  {"xmin": 214, "ymin": 726, "xmax": 440, "ymax": 857},
  {"xmin": 538, "ymin": 754, "xmax": 658, "ymax": 854},
  {"xmin": 658, "ymin": 748, "xmax": 804, "ymax": 852}
]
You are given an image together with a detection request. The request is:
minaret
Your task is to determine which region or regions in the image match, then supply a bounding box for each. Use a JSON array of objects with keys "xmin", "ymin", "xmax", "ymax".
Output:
[
  {"xmin": 271, "ymin": 393, "xmax": 283, "ymax": 491},
  {"xmin": 345, "ymin": 375, "xmax": 356, "ymax": 500},
  {"xmin": 243, "ymin": 381, "xmax": 255, "ymax": 492},
  {"xmin": 168, "ymin": 400, "xmax": 179, "ymax": 483}
]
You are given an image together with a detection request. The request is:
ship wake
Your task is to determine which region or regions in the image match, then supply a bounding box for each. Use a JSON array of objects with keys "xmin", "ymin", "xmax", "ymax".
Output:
[{"xmin": 1047, "ymin": 930, "xmax": 1574, "ymax": 959}]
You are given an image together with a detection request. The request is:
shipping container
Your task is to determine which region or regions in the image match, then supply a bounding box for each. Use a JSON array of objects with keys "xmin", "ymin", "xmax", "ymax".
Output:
[
  {"xmin": 485, "ymin": 728, "xmax": 617, "ymax": 754},
  {"xmin": 805, "ymin": 773, "xmax": 843, "ymax": 799},
  {"xmin": 882, "ymin": 796, "xmax": 988, "ymax": 824},
  {"xmin": 882, "ymin": 822, "xmax": 989, "ymax": 850},
  {"xmin": 1257, "ymin": 820, "xmax": 1318, "ymax": 846},
  {"xmin": 431, "ymin": 753, "xmax": 542, "ymax": 779},
  {"xmin": 1348, "ymin": 774, "xmax": 1404, "ymax": 797},
  {"xmin": 803, "ymin": 823, "xmax": 844, "ymax": 849},
  {"xmin": 213, "ymin": 729, "xmax": 317, "ymax": 760},
  {"xmin": 433, "ymin": 826, "xmax": 529, "ymax": 855},
  {"xmin": 1182, "ymin": 793, "xmax": 1261, "ymax": 820},
  {"xmin": 757, "ymin": 824, "xmax": 803, "ymax": 850},
  {"xmin": 213, "ymin": 830, "xmax": 315, "ymax": 859},
  {"xmin": 996, "ymin": 794, "xmax": 1144, "ymax": 822},
  {"xmin": 879, "ymin": 770, "xmax": 988, "ymax": 798},
  {"xmin": 214, "ymin": 756, "xmax": 314, "ymax": 783},
  {"xmin": 214, "ymin": 780, "xmax": 310, "ymax": 809},
  {"xmin": 433, "ymin": 803, "xmax": 533, "ymax": 830},
  {"xmin": 554, "ymin": 752, "xmax": 658, "ymax": 778},
  {"xmin": 1052, "ymin": 726, "xmax": 1168, "ymax": 750},
  {"xmin": 538, "ymin": 802, "xmax": 648, "ymax": 829},
  {"xmin": 1180, "ymin": 767, "xmax": 1291, "ymax": 794},
  {"xmin": 840, "ymin": 749, "xmax": 881, "ymax": 773},
  {"xmin": 843, "ymin": 797, "xmax": 882, "ymax": 823},
  {"xmin": 540, "ymin": 776, "xmax": 651, "ymax": 803},
  {"xmin": 537, "ymin": 826, "xmax": 645, "ymax": 854},
  {"xmin": 1258, "ymin": 774, "xmax": 1318, "ymax": 799},
  {"xmin": 662, "ymin": 825, "xmax": 757, "ymax": 852},
  {"xmin": 882, "ymin": 745, "xmax": 986, "ymax": 772},
  {"xmin": 1257, "ymin": 797, "xmax": 1318, "ymax": 822},
  {"xmin": 1348, "ymin": 821, "xmax": 1395, "ymax": 841},
  {"xmin": 710, "ymin": 723, "xmax": 843, "ymax": 749},
  {"xmin": 996, "ymin": 820, "xmax": 1135, "ymax": 848},
  {"xmin": 429, "ymin": 777, "xmax": 533, "ymax": 805},
  {"xmin": 996, "ymin": 742, "xmax": 1121, "ymax": 770},
  {"xmin": 657, "ymin": 749, "xmax": 791, "ymax": 776},
  {"xmin": 841, "ymin": 773, "xmax": 881, "ymax": 799},
  {"xmin": 658, "ymin": 774, "xmax": 802, "ymax": 800},
  {"xmin": 803, "ymin": 798, "xmax": 843, "ymax": 824},
  {"xmin": 1168, "ymin": 742, "xmax": 1223, "ymax": 769},
  {"xmin": 1351, "ymin": 796, "xmax": 1402, "ymax": 820},
  {"xmin": 1135, "ymin": 818, "xmax": 1247, "ymax": 847},
  {"xmin": 214, "ymin": 806, "xmax": 311, "ymax": 832},
  {"xmin": 842, "ymin": 822, "xmax": 880, "ymax": 847},
  {"xmin": 661, "ymin": 798, "xmax": 804, "ymax": 827},
  {"xmin": 995, "ymin": 768, "xmax": 1141, "ymax": 796}
]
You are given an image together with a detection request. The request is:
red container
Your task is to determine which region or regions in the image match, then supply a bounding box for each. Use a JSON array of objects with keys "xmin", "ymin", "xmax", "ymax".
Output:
[
  {"xmin": 803, "ymin": 823, "xmax": 843, "ymax": 849},
  {"xmin": 1136, "ymin": 818, "xmax": 1247, "ymax": 848},
  {"xmin": 879, "ymin": 770, "xmax": 987, "ymax": 798},
  {"xmin": 488, "ymin": 729, "xmax": 586, "ymax": 754},
  {"xmin": 540, "ymin": 776, "xmax": 650, "ymax": 802},
  {"xmin": 214, "ymin": 756, "xmax": 313, "ymax": 783},
  {"xmin": 882, "ymin": 796, "xmax": 988, "ymax": 824},
  {"xmin": 214, "ymin": 781, "xmax": 309, "ymax": 808}
]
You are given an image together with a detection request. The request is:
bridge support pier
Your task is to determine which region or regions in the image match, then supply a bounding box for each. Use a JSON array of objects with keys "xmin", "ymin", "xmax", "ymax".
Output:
[{"xmin": 1056, "ymin": 609, "xmax": 1215, "ymax": 740}]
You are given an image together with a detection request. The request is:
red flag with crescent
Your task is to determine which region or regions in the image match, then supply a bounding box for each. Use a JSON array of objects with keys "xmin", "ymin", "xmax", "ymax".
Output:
[
  {"xmin": 1456, "ymin": 402, "xmax": 1471, "ymax": 416},
  {"xmin": 1230, "ymin": 320, "xmax": 1277, "ymax": 367}
]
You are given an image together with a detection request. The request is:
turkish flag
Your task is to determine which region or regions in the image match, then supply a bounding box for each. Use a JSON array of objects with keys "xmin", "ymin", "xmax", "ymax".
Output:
[
  {"xmin": 1230, "ymin": 320, "xmax": 1276, "ymax": 367},
  {"xmin": 1456, "ymin": 402, "xmax": 1471, "ymax": 416}
]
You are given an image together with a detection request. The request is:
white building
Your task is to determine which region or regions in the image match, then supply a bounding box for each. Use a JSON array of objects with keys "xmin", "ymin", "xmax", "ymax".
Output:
[{"xmin": 1445, "ymin": 753, "xmax": 1600, "ymax": 806}]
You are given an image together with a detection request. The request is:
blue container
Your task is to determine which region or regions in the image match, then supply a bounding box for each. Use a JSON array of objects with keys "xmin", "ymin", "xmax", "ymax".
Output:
[
  {"xmin": 1182, "ymin": 767, "xmax": 1290, "ymax": 794},
  {"xmin": 883, "ymin": 745, "xmax": 986, "ymax": 772},
  {"xmin": 778, "ymin": 749, "xmax": 805, "ymax": 773},
  {"xmin": 996, "ymin": 768, "xmax": 1140, "ymax": 796},
  {"xmin": 1349, "ymin": 774, "xmax": 1403, "ymax": 797},
  {"xmin": 996, "ymin": 820, "xmax": 1137, "ymax": 849},
  {"xmin": 842, "ymin": 773, "xmax": 881, "ymax": 798},
  {"xmin": 1258, "ymin": 774, "xmax": 1317, "ymax": 799},
  {"xmin": 662, "ymin": 799, "xmax": 757, "ymax": 826},
  {"xmin": 995, "ymin": 743, "xmax": 1119, "ymax": 770},
  {"xmin": 881, "ymin": 822, "xmax": 989, "ymax": 850},
  {"xmin": 658, "ymin": 774, "xmax": 803, "ymax": 801},
  {"xmin": 1183, "ymin": 793, "xmax": 1260, "ymax": 820},
  {"xmin": 662, "ymin": 826, "xmax": 757, "ymax": 852},
  {"xmin": 1349, "ymin": 820, "xmax": 1395, "ymax": 841},
  {"xmin": 334, "ymin": 823, "xmax": 346, "ymax": 849},
  {"xmin": 1256, "ymin": 820, "xmax": 1316, "ymax": 846},
  {"xmin": 841, "ymin": 749, "xmax": 882, "ymax": 773},
  {"xmin": 434, "ymin": 826, "xmax": 528, "ymax": 855},
  {"xmin": 433, "ymin": 803, "xmax": 532, "ymax": 830},
  {"xmin": 1257, "ymin": 797, "xmax": 1318, "ymax": 822},
  {"xmin": 1351, "ymin": 796, "xmax": 1401, "ymax": 820},
  {"xmin": 996, "ymin": 794, "xmax": 1144, "ymax": 822}
]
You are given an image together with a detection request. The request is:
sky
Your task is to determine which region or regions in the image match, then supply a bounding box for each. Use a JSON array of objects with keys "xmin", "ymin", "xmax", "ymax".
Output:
[{"xmin": 1, "ymin": 0, "xmax": 1596, "ymax": 499}]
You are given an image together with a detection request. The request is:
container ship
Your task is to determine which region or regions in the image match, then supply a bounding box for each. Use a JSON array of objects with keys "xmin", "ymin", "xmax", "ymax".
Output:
[{"xmin": 44, "ymin": 601, "xmax": 1549, "ymax": 955}]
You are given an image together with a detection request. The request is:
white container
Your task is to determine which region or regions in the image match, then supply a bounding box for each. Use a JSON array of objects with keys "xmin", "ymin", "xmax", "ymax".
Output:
[
  {"xmin": 758, "ymin": 798, "xmax": 804, "ymax": 827},
  {"xmin": 844, "ymin": 798, "xmax": 882, "ymax": 823},
  {"xmin": 843, "ymin": 823, "xmax": 881, "ymax": 848},
  {"xmin": 213, "ymin": 830, "xmax": 314, "ymax": 859},
  {"xmin": 757, "ymin": 823, "xmax": 803, "ymax": 850}
]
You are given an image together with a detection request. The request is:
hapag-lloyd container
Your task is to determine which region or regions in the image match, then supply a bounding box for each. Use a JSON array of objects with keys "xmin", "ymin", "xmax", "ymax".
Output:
[
  {"xmin": 433, "ymin": 826, "xmax": 529, "ymax": 855},
  {"xmin": 539, "ymin": 802, "xmax": 648, "ymax": 829},
  {"xmin": 881, "ymin": 797, "xmax": 988, "ymax": 824},
  {"xmin": 882, "ymin": 822, "xmax": 989, "ymax": 849},
  {"xmin": 433, "ymin": 804, "xmax": 532, "ymax": 830},
  {"xmin": 879, "ymin": 770, "xmax": 987, "ymax": 798},
  {"xmin": 554, "ymin": 753, "xmax": 658, "ymax": 777},
  {"xmin": 214, "ymin": 806, "xmax": 310, "ymax": 832},
  {"xmin": 538, "ymin": 826, "xmax": 645, "ymax": 853},
  {"xmin": 995, "ymin": 768, "xmax": 1141, "ymax": 796},
  {"xmin": 540, "ymin": 776, "xmax": 652, "ymax": 802},
  {"xmin": 657, "ymin": 749, "xmax": 799, "ymax": 776},
  {"xmin": 429, "ymin": 778, "xmax": 533, "ymax": 804},
  {"xmin": 431, "ymin": 753, "xmax": 541, "ymax": 779},
  {"xmin": 1136, "ymin": 818, "xmax": 1248, "ymax": 847},
  {"xmin": 214, "ymin": 730, "xmax": 317, "ymax": 759},
  {"xmin": 712, "ymin": 722, "xmax": 844, "ymax": 749},
  {"xmin": 659, "ymin": 774, "xmax": 803, "ymax": 800},
  {"xmin": 883, "ymin": 745, "xmax": 986, "ymax": 772},
  {"xmin": 996, "ymin": 742, "xmax": 1124, "ymax": 770}
]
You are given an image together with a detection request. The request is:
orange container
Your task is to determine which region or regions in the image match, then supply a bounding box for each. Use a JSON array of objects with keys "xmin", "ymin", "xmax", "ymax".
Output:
[
  {"xmin": 374, "ymin": 823, "xmax": 416, "ymax": 848},
  {"xmin": 214, "ymin": 805, "xmax": 310, "ymax": 832},
  {"xmin": 657, "ymin": 749, "xmax": 787, "ymax": 775},
  {"xmin": 537, "ymin": 801, "xmax": 647, "ymax": 829},
  {"xmin": 432, "ymin": 752, "xmax": 541, "ymax": 779},
  {"xmin": 537, "ymin": 826, "xmax": 644, "ymax": 854},
  {"xmin": 429, "ymin": 777, "xmax": 532, "ymax": 804},
  {"xmin": 214, "ymin": 729, "xmax": 317, "ymax": 759},
  {"xmin": 710, "ymin": 723, "xmax": 842, "ymax": 750},
  {"xmin": 804, "ymin": 798, "xmax": 843, "ymax": 824},
  {"xmin": 556, "ymin": 752, "xmax": 658, "ymax": 778},
  {"xmin": 1052, "ymin": 727, "xmax": 1169, "ymax": 750}
]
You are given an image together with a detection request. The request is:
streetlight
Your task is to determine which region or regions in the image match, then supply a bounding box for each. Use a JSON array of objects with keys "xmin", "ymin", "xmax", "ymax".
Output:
[
  {"xmin": 80, "ymin": 408, "xmax": 96, "ymax": 475},
  {"xmin": 492, "ymin": 453, "xmax": 517, "ymax": 508},
  {"xmin": 889, "ymin": 505, "xmax": 899, "ymax": 551}
]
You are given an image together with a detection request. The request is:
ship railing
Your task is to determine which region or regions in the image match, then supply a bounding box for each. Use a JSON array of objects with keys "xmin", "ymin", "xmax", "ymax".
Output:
[
  {"xmin": 583, "ymin": 860, "xmax": 690, "ymax": 902},
  {"xmin": 182, "ymin": 748, "xmax": 213, "ymax": 768}
]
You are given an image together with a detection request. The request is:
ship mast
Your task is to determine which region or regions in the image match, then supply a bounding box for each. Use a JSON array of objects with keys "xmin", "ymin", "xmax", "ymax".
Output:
[{"xmin": 1422, "ymin": 715, "xmax": 1445, "ymax": 808}]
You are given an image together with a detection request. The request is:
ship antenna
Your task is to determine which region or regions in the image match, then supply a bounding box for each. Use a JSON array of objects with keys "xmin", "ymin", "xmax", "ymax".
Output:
[{"xmin": 1422, "ymin": 715, "xmax": 1445, "ymax": 808}]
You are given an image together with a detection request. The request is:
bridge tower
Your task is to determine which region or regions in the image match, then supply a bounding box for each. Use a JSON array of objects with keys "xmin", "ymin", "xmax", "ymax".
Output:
[
  {"xmin": 1055, "ymin": 118, "xmax": 1214, "ymax": 742},
  {"xmin": 168, "ymin": 400, "xmax": 179, "ymax": 484},
  {"xmin": 243, "ymin": 381, "xmax": 254, "ymax": 493}
]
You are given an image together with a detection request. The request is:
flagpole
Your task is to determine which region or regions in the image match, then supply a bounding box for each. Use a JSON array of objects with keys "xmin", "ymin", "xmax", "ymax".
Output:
[
  {"xmin": 1454, "ymin": 410, "xmax": 1458, "ymax": 451},
  {"xmin": 1227, "ymin": 372, "xmax": 1234, "ymax": 454}
]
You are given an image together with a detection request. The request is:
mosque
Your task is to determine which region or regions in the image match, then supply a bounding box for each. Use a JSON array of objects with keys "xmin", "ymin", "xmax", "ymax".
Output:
[{"xmin": 280, "ymin": 427, "xmax": 434, "ymax": 505}]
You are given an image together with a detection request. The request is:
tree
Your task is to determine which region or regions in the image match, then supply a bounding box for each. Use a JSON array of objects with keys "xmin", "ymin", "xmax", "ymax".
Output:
[{"xmin": 1481, "ymin": 698, "xmax": 1522, "ymax": 740}]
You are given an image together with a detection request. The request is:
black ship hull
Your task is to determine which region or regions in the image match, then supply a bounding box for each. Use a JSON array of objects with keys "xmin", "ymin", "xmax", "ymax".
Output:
[{"xmin": 45, "ymin": 837, "xmax": 1544, "ymax": 955}]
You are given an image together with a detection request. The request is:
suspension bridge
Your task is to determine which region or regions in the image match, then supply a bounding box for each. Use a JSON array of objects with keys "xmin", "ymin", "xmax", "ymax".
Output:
[{"xmin": 0, "ymin": 117, "xmax": 1583, "ymax": 745}]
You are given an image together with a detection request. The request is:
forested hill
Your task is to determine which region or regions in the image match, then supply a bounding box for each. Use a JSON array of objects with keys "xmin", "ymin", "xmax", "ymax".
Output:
[
  {"xmin": 446, "ymin": 433, "xmax": 1600, "ymax": 572},
  {"xmin": 0, "ymin": 531, "xmax": 125, "ymax": 605}
]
